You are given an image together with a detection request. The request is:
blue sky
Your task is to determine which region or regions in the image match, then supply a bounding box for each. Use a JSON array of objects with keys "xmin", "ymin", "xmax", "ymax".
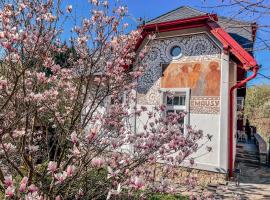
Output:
[{"xmin": 64, "ymin": 0, "xmax": 270, "ymax": 86}]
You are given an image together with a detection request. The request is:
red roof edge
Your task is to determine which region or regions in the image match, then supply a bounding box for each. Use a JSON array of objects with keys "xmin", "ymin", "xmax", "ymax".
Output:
[
  {"xmin": 135, "ymin": 14, "xmax": 217, "ymax": 50},
  {"xmin": 142, "ymin": 14, "xmax": 218, "ymax": 31},
  {"xmin": 207, "ymin": 21, "xmax": 257, "ymax": 69}
]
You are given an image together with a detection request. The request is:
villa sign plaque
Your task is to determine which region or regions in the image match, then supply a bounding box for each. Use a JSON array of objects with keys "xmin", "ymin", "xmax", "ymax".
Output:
[{"xmin": 190, "ymin": 96, "xmax": 220, "ymax": 114}]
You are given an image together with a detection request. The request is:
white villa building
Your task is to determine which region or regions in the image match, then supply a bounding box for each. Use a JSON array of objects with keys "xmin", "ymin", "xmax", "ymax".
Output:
[{"xmin": 134, "ymin": 6, "xmax": 259, "ymax": 178}]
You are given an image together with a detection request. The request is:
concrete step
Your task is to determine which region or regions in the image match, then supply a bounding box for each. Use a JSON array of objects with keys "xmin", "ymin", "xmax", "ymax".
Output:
[
  {"xmin": 236, "ymin": 151, "xmax": 259, "ymax": 155},
  {"xmin": 235, "ymin": 157, "xmax": 260, "ymax": 165},
  {"xmin": 236, "ymin": 153, "xmax": 260, "ymax": 160},
  {"xmin": 236, "ymin": 150, "xmax": 259, "ymax": 155}
]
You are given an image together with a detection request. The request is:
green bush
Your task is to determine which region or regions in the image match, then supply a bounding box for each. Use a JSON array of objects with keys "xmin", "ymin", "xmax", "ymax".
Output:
[{"xmin": 149, "ymin": 194, "xmax": 189, "ymax": 200}]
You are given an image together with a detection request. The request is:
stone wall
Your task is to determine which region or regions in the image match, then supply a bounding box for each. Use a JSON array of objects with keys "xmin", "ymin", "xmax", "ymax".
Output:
[
  {"xmin": 152, "ymin": 164, "xmax": 227, "ymax": 188},
  {"xmin": 174, "ymin": 167, "xmax": 227, "ymax": 186}
]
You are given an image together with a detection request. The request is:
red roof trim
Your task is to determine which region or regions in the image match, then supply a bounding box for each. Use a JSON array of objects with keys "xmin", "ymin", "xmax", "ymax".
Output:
[
  {"xmin": 136, "ymin": 15, "xmax": 216, "ymax": 51},
  {"xmin": 136, "ymin": 14, "xmax": 257, "ymax": 69},
  {"xmin": 143, "ymin": 14, "xmax": 218, "ymax": 31},
  {"xmin": 207, "ymin": 22, "xmax": 257, "ymax": 69}
]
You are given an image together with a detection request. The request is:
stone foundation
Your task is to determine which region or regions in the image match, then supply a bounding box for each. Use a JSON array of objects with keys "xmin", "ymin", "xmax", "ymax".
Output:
[
  {"xmin": 152, "ymin": 164, "xmax": 227, "ymax": 188},
  {"xmin": 175, "ymin": 167, "xmax": 227, "ymax": 186}
]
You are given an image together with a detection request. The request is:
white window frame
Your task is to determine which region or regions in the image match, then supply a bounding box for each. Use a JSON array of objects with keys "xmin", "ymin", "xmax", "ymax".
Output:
[{"xmin": 160, "ymin": 88, "xmax": 191, "ymax": 131}]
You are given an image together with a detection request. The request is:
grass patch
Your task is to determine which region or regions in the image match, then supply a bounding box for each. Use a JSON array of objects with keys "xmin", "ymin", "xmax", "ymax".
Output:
[{"xmin": 149, "ymin": 194, "xmax": 189, "ymax": 200}]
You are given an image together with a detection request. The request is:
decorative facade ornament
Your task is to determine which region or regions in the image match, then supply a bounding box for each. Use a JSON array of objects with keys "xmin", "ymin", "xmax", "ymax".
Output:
[{"xmin": 137, "ymin": 33, "xmax": 221, "ymax": 106}]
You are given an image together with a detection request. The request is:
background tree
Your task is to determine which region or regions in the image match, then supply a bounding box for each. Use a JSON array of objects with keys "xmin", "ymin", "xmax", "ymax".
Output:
[{"xmin": 244, "ymin": 85, "xmax": 270, "ymax": 140}]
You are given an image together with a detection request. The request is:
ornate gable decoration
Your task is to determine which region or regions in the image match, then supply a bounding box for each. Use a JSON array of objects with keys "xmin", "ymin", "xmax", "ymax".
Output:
[
  {"xmin": 144, "ymin": 33, "xmax": 221, "ymax": 66},
  {"xmin": 137, "ymin": 33, "xmax": 221, "ymax": 98}
]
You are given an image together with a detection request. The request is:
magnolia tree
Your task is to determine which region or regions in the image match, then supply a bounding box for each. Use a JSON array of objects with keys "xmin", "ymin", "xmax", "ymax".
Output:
[{"xmin": 0, "ymin": 0, "xmax": 210, "ymax": 199}]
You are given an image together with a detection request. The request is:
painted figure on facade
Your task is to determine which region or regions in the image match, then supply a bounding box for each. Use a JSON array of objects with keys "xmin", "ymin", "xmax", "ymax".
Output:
[
  {"xmin": 188, "ymin": 63, "xmax": 202, "ymax": 89},
  {"xmin": 205, "ymin": 61, "xmax": 221, "ymax": 96}
]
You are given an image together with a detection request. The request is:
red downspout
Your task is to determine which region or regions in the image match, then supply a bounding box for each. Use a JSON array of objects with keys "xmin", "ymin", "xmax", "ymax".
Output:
[{"xmin": 229, "ymin": 66, "xmax": 259, "ymax": 177}]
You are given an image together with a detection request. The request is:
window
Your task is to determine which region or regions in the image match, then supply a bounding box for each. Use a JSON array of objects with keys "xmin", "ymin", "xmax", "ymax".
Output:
[
  {"xmin": 103, "ymin": 93, "xmax": 126, "ymax": 110},
  {"xmin": 110, "ymin": 95, "xmax": 124, "ymax": 105},
  {"xmin": 170, "ymin": 46, "xmax": 182, "ymax": 59},
  {"xmin": 166, "ymin": 95, "xmax": 186, "ymax": 106},
  {"xmin": 237, "ymin": 97, "xmax": 244, "ymax": 111},
  {"xmin": 162, "ymin": 89, "xmax": 190, "ymax": 133},
  {"xmin": 99, "ymin": 94, "xmax": 124, "ymax": 108},
  {"xmin": 170, "ymin": 46, "xmax": 182, "ymax": 57}
]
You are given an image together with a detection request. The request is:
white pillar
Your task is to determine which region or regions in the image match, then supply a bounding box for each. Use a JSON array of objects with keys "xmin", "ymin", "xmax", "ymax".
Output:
[{"xmin": 219, "ymin": 52, "xmax": 230, "ymax": 172}]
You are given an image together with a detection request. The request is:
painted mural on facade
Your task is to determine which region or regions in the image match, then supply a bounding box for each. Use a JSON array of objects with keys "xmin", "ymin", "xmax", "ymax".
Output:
[{"xmin": 161, "ymin": 60, "xmax": 221, "ymax": 96}]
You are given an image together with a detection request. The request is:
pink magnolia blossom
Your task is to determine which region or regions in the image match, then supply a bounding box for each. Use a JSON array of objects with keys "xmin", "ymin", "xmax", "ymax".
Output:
[
  {"xmin": 54, "ymin": 172, "xmax": 67, "ymax": 184},
  {"xmin": 66, "ymin": 5, "xmax": 72, "ymax": 13},
  {"xmin": 51, "ymin": 64, "xmax": 61, "ymax": 74},
  {"xmin": 47, "ymin": 161, "xmax": 57, "ymax": 173},
  {"xmin": 131, "ymin": 176, "xmax": 144, "ymax": 189},
  {"xmin": 25, "ymin": 191, "xmax": 43, "ymax": 200},
  {"xmin": 43, "ymin": 13, "xmax": 56, "ymax": 22},
  {"xmin": 12, "ymin": 129, "xmax": 25, "ymax": 138},
  {"xmin": 5, "ymin": 186, "xmax": 15, "ymax": 198},
  {"xmin": 91, "ymin": 157, "xmax": 105, "ymax": 168},
  {"xmin": 19, "ymin": 3, "xmax": 27, "ymax": 11},
  {"xmin": 116, "ymin": 6, "xmax": 127, "ymax": 16},
  {"xmin": 0, "ymin": 79, "xmax": 7, "ymax": 90},
  {"xmin": 28, "ymin": 184, "xmax": 38, "ymax": 193},
  {"xmin": 0, "ymin": 31, "xmax": 5, "ymax": 38},
  {"xmin": 70, "ymin": 145, "xmax": 81, "ymax": 157},
  {"xmin": 19, "ymin": 177, "xmax": 28, "ymax": 193},
  {"xmin": 36, "ymin": 72, "xmax": 47, "ymax": 83},
  {"xmin": 77, "ymin": 36, "xmax": 88, "ymax": 45},
  {"xmin": 91, "ymin": 0, "xmax": 99, "ymax": 5},
  {"xmin": 4, "ymin": 175, "xmax": 13, "ymax": 187},
  {"xmin": 55, "ymin": 195, "xmax": 61, "ymax": 200},
  {"xmin": 103, "ymin": 1, "xmax": 109, "ymax": 7},
  {"xmin": 70, "ymin": 132, "xmax": 78, "ymax": 144},
  {"xmin": 66, "ymin": 165, "xmax": 76, "ymax": 177},
  {"xmin": 86, "ymin": 129, "xmax": 97, "ymax": 142}
]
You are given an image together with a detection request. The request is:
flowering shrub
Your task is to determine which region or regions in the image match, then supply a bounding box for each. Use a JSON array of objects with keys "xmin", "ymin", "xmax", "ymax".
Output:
[{"xmin": 0, "ymin": 0, "xmax": 211, "ymax": 199}]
